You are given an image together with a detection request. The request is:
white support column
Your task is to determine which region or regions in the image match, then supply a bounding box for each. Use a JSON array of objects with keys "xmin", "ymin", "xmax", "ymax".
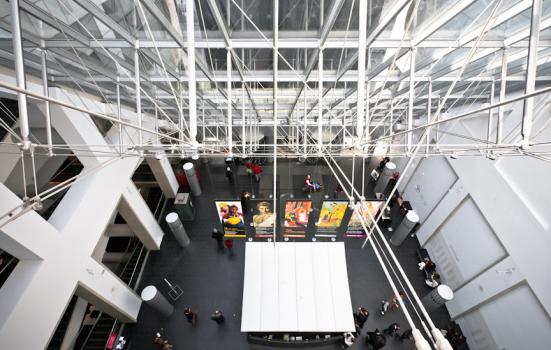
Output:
[
  {"xmin": 487, "ymin": 79, "xmax": 495, "ymax": 153},
  {"xmin": 40, "ymin": 47, "xmax": 53, "ymax": 157},
  {"xmin": 10, "ymin": 0, "xmax": 30, "ymax": 150},
  {"xmin": 426, "ymin": 79, "xmax": 432, "ymax": 155},
  {"xmin": 134, "ymin": 40, "xmax": 143, "ymax": 150},
  {"xmin": 227, "ymin": 49, "xmax": 233, "ymax": 153},
  {"xmin": 365, "ymin": 49, "xmax": 371, "ymax": 140},
  {"xmin": 186, "ymin": 0, "xmax": 197, "ymax": 145},
  {"xmin": 303, "ymin": 82, "xmax": 307, "ymax": 154},
  {"xmin": 242, "ymin": 85, "xmax": 246, "ymax": 155},
  {"xmin": 273, "ymin": 0, "xmax": 279, "ymax": 243},
  {"xmin": 145, "ymin": 156, "xmax": 179, "ymax": 198},
  {"xmin": 318, "ymin": 49, "xmax": 323, "ymax": 151},
  {"xmin": 521, "ymin": 0, "xmax": 542, "ymax": 149},
  {"xmin": 357, "ymin": 0, "xmax": 367, "ymax": 143},
  {"xmin": 407, "ymin": 47, "xmax": 416, "ymax": 155},
  {"xmin": 497, "ymin": 47, "xmax": 507, "ymax": 144}
]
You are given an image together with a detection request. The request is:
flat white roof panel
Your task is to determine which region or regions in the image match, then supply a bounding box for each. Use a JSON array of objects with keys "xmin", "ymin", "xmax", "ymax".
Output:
[{"xmin": 241, "ymin": 242, "xmax": 354, "ymax": 332}]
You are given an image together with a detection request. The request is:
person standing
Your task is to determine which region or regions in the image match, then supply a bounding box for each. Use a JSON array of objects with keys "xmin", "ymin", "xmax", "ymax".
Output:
[
  {"xmin": 366, "ymin": 329, "xmax": 386, "ymax": 349},
  {"xmin": 354, "ymin": 307, "xmax": 369, "ymax": 329},
  {"xmin": 245, "ymin": 160, "xmax": 253, "ymax": 177},
  {"xmin": 211, "ymin": 310, "xmax": 225, "ymax": 324},
  {"xmin": 383, "ymin": 322, "xmax": 400, "ymax": 337},
  {"xmin": 184, "ymin": 307, "xmax": 197, "ymax": 325},
  {"xmin": 212, "ymin": 228, "xmax": 224, "ymax": 250},
  {"xmin": 252, "ymin": 163, "xmax": 263, "ymax": 182},
  {"xmin": 225, "ymin": 238, "xmax": 234, "ymax": 257}
]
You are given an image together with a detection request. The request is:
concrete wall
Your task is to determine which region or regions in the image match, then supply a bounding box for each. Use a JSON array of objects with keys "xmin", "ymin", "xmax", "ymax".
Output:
[{"xmin": 401, "ymin": 94, "xmax": 551, "ymax": 349}]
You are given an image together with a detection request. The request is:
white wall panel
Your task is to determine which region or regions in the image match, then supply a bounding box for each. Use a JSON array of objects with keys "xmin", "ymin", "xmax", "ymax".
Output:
[
  {"xmin": 425, "ymin": 197, "xmax": 506, "ymax": 289},
  {"xmin": 480, "ymin": 284, "xmax": 551, "ymax": 350},
  {"xmin": 403, "ymin": 157, "xmax": 457, "ymax": 222}
]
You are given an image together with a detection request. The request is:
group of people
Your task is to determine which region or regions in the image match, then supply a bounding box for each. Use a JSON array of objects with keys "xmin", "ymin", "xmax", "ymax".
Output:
[
  {"xmin": 224, "ymin": 158, "xmax": 263, "ymax": 184},
  {"xmin": 245, "ymin": 160, "xmax": 263, "ymax": 182},
  {"xmin": 339, "ymin": 291, "xmax": 414, "ymax": 349},
  {"xmin": 153, "ymin": 309, "xmax": 226, "ymax": 348},
  {"xmin": 342, "ymin": 301, "xmax": 414, "ymax": 349},
  {"xmin": 153, "ymin": 329, "xmax": 173, "ymax": 350}
]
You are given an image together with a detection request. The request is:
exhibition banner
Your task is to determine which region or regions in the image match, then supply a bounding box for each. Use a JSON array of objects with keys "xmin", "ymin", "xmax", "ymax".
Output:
[
  {"xmin": 251, "ymin": 199, "xmax": 275, "ymax": 238},
  {"xmin": 345, "ymin": 200, "xmax": 384, "ymax": 237},
  {"xmin": 215, "ymin": 200, "xmax": 246, "ymax": 237},
  {"xmin": 283, "ymin": 200, "xmax": 312, "ymax": 238},
  {"xmin": 315, "ymin": 200, "xmax": 348, "ymax": 237}
]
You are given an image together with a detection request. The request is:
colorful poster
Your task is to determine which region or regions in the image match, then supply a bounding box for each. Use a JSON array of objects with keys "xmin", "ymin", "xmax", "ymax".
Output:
[
  {"xmin": 346, "ymin": 201, "xmax": 384, "ymax": 237},
  {"xmin": 215, "ymin": 200, "xmax": 246, "ymax": 237},
  {"xmin": 283, "ymin": 200, "xmax": 312, "ymax": 238},
  {"xmin": 251, "ymin": 199, "xmax": 275, "ymax": 238},
  {"xmin": 315, "ymin": 201, "xmax": 348, "ymax": 237}
]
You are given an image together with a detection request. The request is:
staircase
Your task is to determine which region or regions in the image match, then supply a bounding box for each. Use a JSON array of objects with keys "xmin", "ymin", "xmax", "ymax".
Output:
[
  {"xmin": 80, "ymin": 313, "xmax": 116, "ymax": 350},
  {"xmin": 46, "ymin": 296, "xmax": 78, "ymax": 350}
]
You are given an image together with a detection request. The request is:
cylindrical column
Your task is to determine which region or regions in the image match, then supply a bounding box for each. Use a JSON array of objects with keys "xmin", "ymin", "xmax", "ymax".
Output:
[
  {"xmin": 10, "ymin": 0, "xmax": 30, "ymax": 150},
  {"xmin": 390, "ymin": 210, "xmax": 419, "ymax": 246},
  {"xmin": 422, "ymin": 284, "xmax": 454, "ymax": 312},
  {"xmin": 141, "ymin": 286, "xmax": 174, "ymax": 317},
  {"xmin": 165, "ymin": 212, "xmax": 190, "ymax": 247},
  {"xmin": 183, "ymin": 162, "xmax": 202, "ymax": 196},
  {"xmin": 374, "ymin": 161, "xmax": 396, "ymax": 193}
]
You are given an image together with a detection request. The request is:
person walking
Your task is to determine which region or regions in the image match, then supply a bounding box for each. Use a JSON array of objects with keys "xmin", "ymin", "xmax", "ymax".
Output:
[
  {"xmin": 380, "ymin": 291, "xmax": 405, "ymax": 315},
  {"xmin": 240, "ymin": 190, "xmax": 251, "ymax": 213},
  {"xmin": 383, "ymin": 322, "xmax": 400, "ymax": 337},
  {"xmin": 184, "ymin": 307, "xmax": 197, "ymax": 325},
  {"xmin": 211, "ymin": 310, "xmax": 225, "ymax": 324},
  {"xmin": 252, "ymin": 163, "xmax": 263, "ymax": 182},
  {"xmin": 212, "ymin": 228, "xmax": 224, "ymax": 250},
  {"xmin": 366, "ymin": 329, "xmax": 386, "ymax": 349},
  {"xmin": 354, "ymin": 307, "xmax": 369, "ymax": 330},
  {"xmin": 334, "ymin": 184, "xmax": 344, "ymax": 199},
  {"xmin": 225, "ymin": 238, "xmax": 234, "ymax": 257},
  {"xmin": 226, "ymin": 166, "xmax": 234, "ymax": 183}
]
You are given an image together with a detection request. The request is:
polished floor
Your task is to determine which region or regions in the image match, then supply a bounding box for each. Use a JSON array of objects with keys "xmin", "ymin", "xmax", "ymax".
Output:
[{"xmin": 126, "ymin": 157, "xmax": 450, "ymax": 350}]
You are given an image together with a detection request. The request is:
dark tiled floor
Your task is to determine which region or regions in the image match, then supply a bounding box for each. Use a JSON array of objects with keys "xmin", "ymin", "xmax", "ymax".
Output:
[{"xmin": 126, "ymin": 158, "xmax": 450, "ymax": 350}]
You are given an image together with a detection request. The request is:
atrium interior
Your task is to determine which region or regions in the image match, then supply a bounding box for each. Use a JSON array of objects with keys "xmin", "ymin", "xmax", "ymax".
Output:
[{"xmin": 1, "ymin": 0, "xmax": 551, "ymax": 349}]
